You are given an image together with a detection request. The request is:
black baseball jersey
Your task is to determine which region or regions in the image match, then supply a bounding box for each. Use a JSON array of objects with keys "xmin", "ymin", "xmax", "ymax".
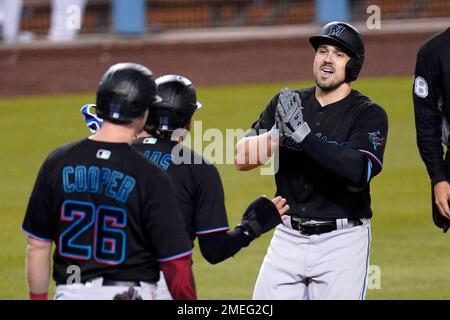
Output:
[
  {"xmin": 132, "ymin": 137, "xmax": 229, "ymax": 244},
  {"xmin": 22, "ymin": 138, "xmax": 192, "ymax": 285},
  {"xmin": 251, "ymin": 87, "xmax": 388, "ymax": 219},
  {"xmin": 413, "ymin": 27, "xmax": 450, "ymax": 186}
]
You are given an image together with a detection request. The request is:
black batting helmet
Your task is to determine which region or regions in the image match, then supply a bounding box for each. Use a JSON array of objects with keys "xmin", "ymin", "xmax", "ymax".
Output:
[
  {"xmin": 96, "ymin": 62, "xmax": 161, "ymax": 123},
  {"xmin": 309, "ymin": 21, "xmax": 365, "ymax": 82},
  {"xmin": 145, "ymin": 75, "xmax": 202, "ymax": 135}
]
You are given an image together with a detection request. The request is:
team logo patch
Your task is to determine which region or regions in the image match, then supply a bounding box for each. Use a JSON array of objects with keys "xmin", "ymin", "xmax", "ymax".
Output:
[
  {"xmin": 96, "ymin": 149, "xmax": 111, "ymax": 160},
  {"xmin": 414, "ymin": 76, "xmax": 428, "ymax": 98},
  {"xmin": 328, "ymin": 25, "xmax": 346, "ymax": 37},
  {"xmin": 110, "ymin": 102, "xmax": 122, "ymax": 119},
  {"xmin": 368, "ymin": 131, "xmax": 384, "ymax": 151},
  {"xmin": 143, "ymin": 137, "xmax": 157, "ymax": 144}
]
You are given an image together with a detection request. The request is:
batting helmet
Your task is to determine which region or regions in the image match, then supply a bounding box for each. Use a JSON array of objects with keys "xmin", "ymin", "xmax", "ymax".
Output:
[
  {"xmin": 96, "ymin": 62, "xmax": 161, "ymax": 123},
  {"xmin": 145, "ymin": 74, "xmax": 202, "ymax": 135},
  {"xmin": 309, "ymin": 21, "xmax": 365, "ymax": 82}
]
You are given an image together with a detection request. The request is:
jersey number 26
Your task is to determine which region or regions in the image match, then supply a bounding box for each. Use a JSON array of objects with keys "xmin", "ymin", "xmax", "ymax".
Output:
[{"xmin": 58, "ymin": 200, "xmax": 127, "ymax": 265}]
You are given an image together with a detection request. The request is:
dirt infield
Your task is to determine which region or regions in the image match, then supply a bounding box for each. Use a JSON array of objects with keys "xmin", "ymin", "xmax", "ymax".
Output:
[{"xmin": 0, "ymin": 28, "xmax": 439, "ymax": 97}]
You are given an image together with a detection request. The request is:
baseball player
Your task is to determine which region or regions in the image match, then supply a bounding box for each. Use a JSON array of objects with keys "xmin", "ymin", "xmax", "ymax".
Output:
[
  {"xmin": 413, "ymin": 26, "xmax": 450, "ymax": 232},
  {"xmin": 235, "ymin": 21, "xmax": 388, "ymax": 299},
  {"xmin": 22, "ymin": 63, "xmax": 196, "ymax": 300},
  {"xmin": 81, "ymin": 74, "xmax": 289, "ymax": 300}
]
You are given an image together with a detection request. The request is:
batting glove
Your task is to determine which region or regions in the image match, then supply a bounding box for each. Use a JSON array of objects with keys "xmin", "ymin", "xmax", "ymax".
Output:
[
  {"xmin": 276, "ymin": 88, "xmax": 311, "ymax": 143},
  {"xmin": 238, "ymin": 196, "xmax": 282, "ymax": 239},
  {"xmin": 81, "ymin": 104, "xmax": 103, "ymax": 134}
]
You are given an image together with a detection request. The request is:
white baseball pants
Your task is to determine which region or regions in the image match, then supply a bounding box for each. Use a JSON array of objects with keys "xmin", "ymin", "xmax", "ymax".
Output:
[
  {"xmin": 54, "ymin": 277, "xmax": 156, "ymax": 300},
  {"xmin": 253, "ymin": 216, "xmax": 371, "ymax": 300}
]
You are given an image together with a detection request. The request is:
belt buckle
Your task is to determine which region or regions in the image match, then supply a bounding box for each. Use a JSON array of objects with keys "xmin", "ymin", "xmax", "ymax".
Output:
[
  {"xmin": 298, "ymin": 223, "xmax": 312, "ymax": 236},
  {"xmin": 298, "ymin": 219, "xmax": 336, "ymax": 236}
]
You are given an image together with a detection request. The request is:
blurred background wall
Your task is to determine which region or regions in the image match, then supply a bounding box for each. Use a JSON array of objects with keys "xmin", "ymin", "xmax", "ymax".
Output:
[{"xmin": 0, "ymin": 0, "xmax": 448, "ymax": 97}]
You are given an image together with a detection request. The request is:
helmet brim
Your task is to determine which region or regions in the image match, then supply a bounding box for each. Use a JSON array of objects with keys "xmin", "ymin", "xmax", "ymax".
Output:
[{"xmin": 309, "ymin": 35, "xmax": 358, "ymax": 58}]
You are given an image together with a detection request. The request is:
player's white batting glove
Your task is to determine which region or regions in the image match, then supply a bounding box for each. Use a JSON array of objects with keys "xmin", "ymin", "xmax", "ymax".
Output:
[
  {"xmin": 276, "ymin": 88, "xmax": 311, "ymax": 143},
  {"xmin": 81, "ymin": 104, "xmax": 103, "ymax": 134}
]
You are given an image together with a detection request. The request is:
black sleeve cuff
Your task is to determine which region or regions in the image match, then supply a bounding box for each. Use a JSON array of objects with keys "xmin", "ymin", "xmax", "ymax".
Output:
[{"xmin": 431, "ymin": 175, "xmax": 447, "ymax": 186}]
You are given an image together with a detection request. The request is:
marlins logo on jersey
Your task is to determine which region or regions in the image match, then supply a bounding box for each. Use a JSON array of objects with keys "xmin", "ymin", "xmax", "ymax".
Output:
[{"xmin": 368, "ymin": 130, "xmax": 384, "ymax": 151}]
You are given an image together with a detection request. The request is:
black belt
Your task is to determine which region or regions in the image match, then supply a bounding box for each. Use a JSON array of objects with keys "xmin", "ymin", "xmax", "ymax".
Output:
[
  {"xmin": 290, "ymin": 217, "xmax": 363, "ymax": 236},
  {"xmin": 102, "ymin": 279, "xmax": 140, "ymax": 287},
  {"xmin": 56, "ymin": 279, "xmax": 142, "ymax": 286}
]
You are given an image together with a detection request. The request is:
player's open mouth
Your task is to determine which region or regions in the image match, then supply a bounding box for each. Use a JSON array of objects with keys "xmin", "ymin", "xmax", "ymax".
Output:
[{"xmin": 320, "ymin": 66, "xmax": 334, "ymax": 74}]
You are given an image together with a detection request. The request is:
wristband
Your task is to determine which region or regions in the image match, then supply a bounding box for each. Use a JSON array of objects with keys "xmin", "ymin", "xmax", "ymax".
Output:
[
  {"xmin": 29, "ymin": 292, "xmax": 48, "ymax": 300},
  {"xmin": 290, "ymin": 122, "xmax": 311, "ymax": 143}
]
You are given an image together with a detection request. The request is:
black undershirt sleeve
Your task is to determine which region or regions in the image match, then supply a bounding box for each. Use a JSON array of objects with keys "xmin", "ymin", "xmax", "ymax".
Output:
[
  {"xmin": 197, "ymin": 228, "xmax": 251, "ymax": 265},
  {"xmin": 301, "ymin": 104, "xmax": 388, "ymax": 191},
  {"xmin": 301, "ymin": 134, "xmax": 368, "ymax": 189}
]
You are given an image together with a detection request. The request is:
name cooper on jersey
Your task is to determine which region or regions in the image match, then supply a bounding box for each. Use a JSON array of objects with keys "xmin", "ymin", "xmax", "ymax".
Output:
[{"xmin": 62, "ymin": 165, "xmax": 136, "ymax": 204}]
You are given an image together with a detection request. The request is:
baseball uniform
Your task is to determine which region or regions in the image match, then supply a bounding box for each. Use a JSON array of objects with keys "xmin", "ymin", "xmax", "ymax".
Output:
[
  {"xmin": 22, "ymin": 138, "xmax": 192, "ymax": 299},
  {"xmin": 23, "ymin": 63, "xmax": 196, "ymax": 300},
  {"xmin": 413, "ymin": 27, "xmax": 450, "ymax": 231},
  {"xmin": 250, "ymin": 86, "xmax": 387, "ymax": 299},
  {"xmin": 238, "ymin": 22, "xmax": 389, "ymax": 300}
]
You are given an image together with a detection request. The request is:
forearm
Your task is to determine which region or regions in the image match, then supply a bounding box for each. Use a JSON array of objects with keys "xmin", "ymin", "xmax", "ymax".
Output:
[
  {"xmin": 160, "ymin": 255, "xmax": 196, "ymax": 300},
  {"xmin": 235, "ymin": 131, "xmax": 279, "ymax": 171},
  {"xmin": 302, "ymin": 134, "xmax": 368, "ymax": 187},
  {"xmin": 26, "ymin": 238, "xmax": 52, "ymax": 298},
  {"xmin": 198, "ymin": 228, "xmax": 251, "ymax": 264}
]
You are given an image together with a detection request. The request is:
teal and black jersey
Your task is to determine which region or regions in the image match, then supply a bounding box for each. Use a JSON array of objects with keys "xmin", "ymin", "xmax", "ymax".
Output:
[
  {"xmin": 22, "ymin": 138, "xmax": 192, "ymax": 285},
  {"xmin": 250, "ymin": 87, "xmax": 388, "ymax": 219},
  {"xmin": 132, "ymin": 137, "xmax": 230, "ymax": 244}
]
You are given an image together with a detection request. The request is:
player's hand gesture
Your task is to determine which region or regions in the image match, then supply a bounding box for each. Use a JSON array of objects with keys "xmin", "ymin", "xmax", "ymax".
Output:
[
  {"xmin": 276, "ymin": 88, "xmax": 310, "ymax": 143},
  {"xmin": 270, "ymin": 196, "xmax": 289, "ymax": 221},
  {"xmin": 433, "ymin": 181, "xmax": 450, "ymax": 219}
]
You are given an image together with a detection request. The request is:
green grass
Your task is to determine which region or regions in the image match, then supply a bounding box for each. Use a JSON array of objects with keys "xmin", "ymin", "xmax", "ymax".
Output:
[{"xmin": 1, "ymin": 77, "xmax": 449, "ymax": 300}]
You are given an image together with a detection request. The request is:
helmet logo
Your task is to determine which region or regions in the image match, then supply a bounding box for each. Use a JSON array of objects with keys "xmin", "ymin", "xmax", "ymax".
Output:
[
  {"xmin": 327, "ymin": 25, "xmax": 346, "ymax": 37},
  {"xmin": 143, "ymin": 137, "xmax": 157, "ymax": 144},
  {"xmin": 110, "ymin": 102, "xmax": 122, "ymax": 118},
  {"xmin": 160, "ymin": 116, "xmax": 169, "ymax": 131}
]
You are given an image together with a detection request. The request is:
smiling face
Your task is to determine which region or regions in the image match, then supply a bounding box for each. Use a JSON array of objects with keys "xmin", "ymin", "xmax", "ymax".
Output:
[{"xmin": 313, "ymin": 43, "xmax": 351, "ymax": 92}]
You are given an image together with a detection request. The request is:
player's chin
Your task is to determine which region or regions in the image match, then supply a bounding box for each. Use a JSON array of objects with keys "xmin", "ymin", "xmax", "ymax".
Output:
[
  {"xmin": 315, "ymin": 77, "xmax": 344, "ymax": 92},
  {"xmin": 315, "ymin": 79, "xmax": 333, "ymax": 91}
]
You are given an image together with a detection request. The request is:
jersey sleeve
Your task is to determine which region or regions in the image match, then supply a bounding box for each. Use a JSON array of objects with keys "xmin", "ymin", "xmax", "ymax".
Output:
[
  {"xmin": 22, "ymin": 157, "xmax": 54, "ymax": 242},
  {"xmin": 248, "ymin": 94, "xmax": 279, "ymax": 135},
  {"xmin": 413, "ymin": 44, "xmax": 446, "ymax": 185},
  {"xmin": 348, "ymin": 104, "xmax": 388, "ymax": 179},
  {"xmin": 301, "ymin": 103, "xmax": 388, "ymax": 190},
  {"xmin": 192, "ymin": 163, "xmax": 229, "ymax": 235},
  {"xmin": 143, "ymin": 168, "xmax": 192, "ymax": 261}
]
